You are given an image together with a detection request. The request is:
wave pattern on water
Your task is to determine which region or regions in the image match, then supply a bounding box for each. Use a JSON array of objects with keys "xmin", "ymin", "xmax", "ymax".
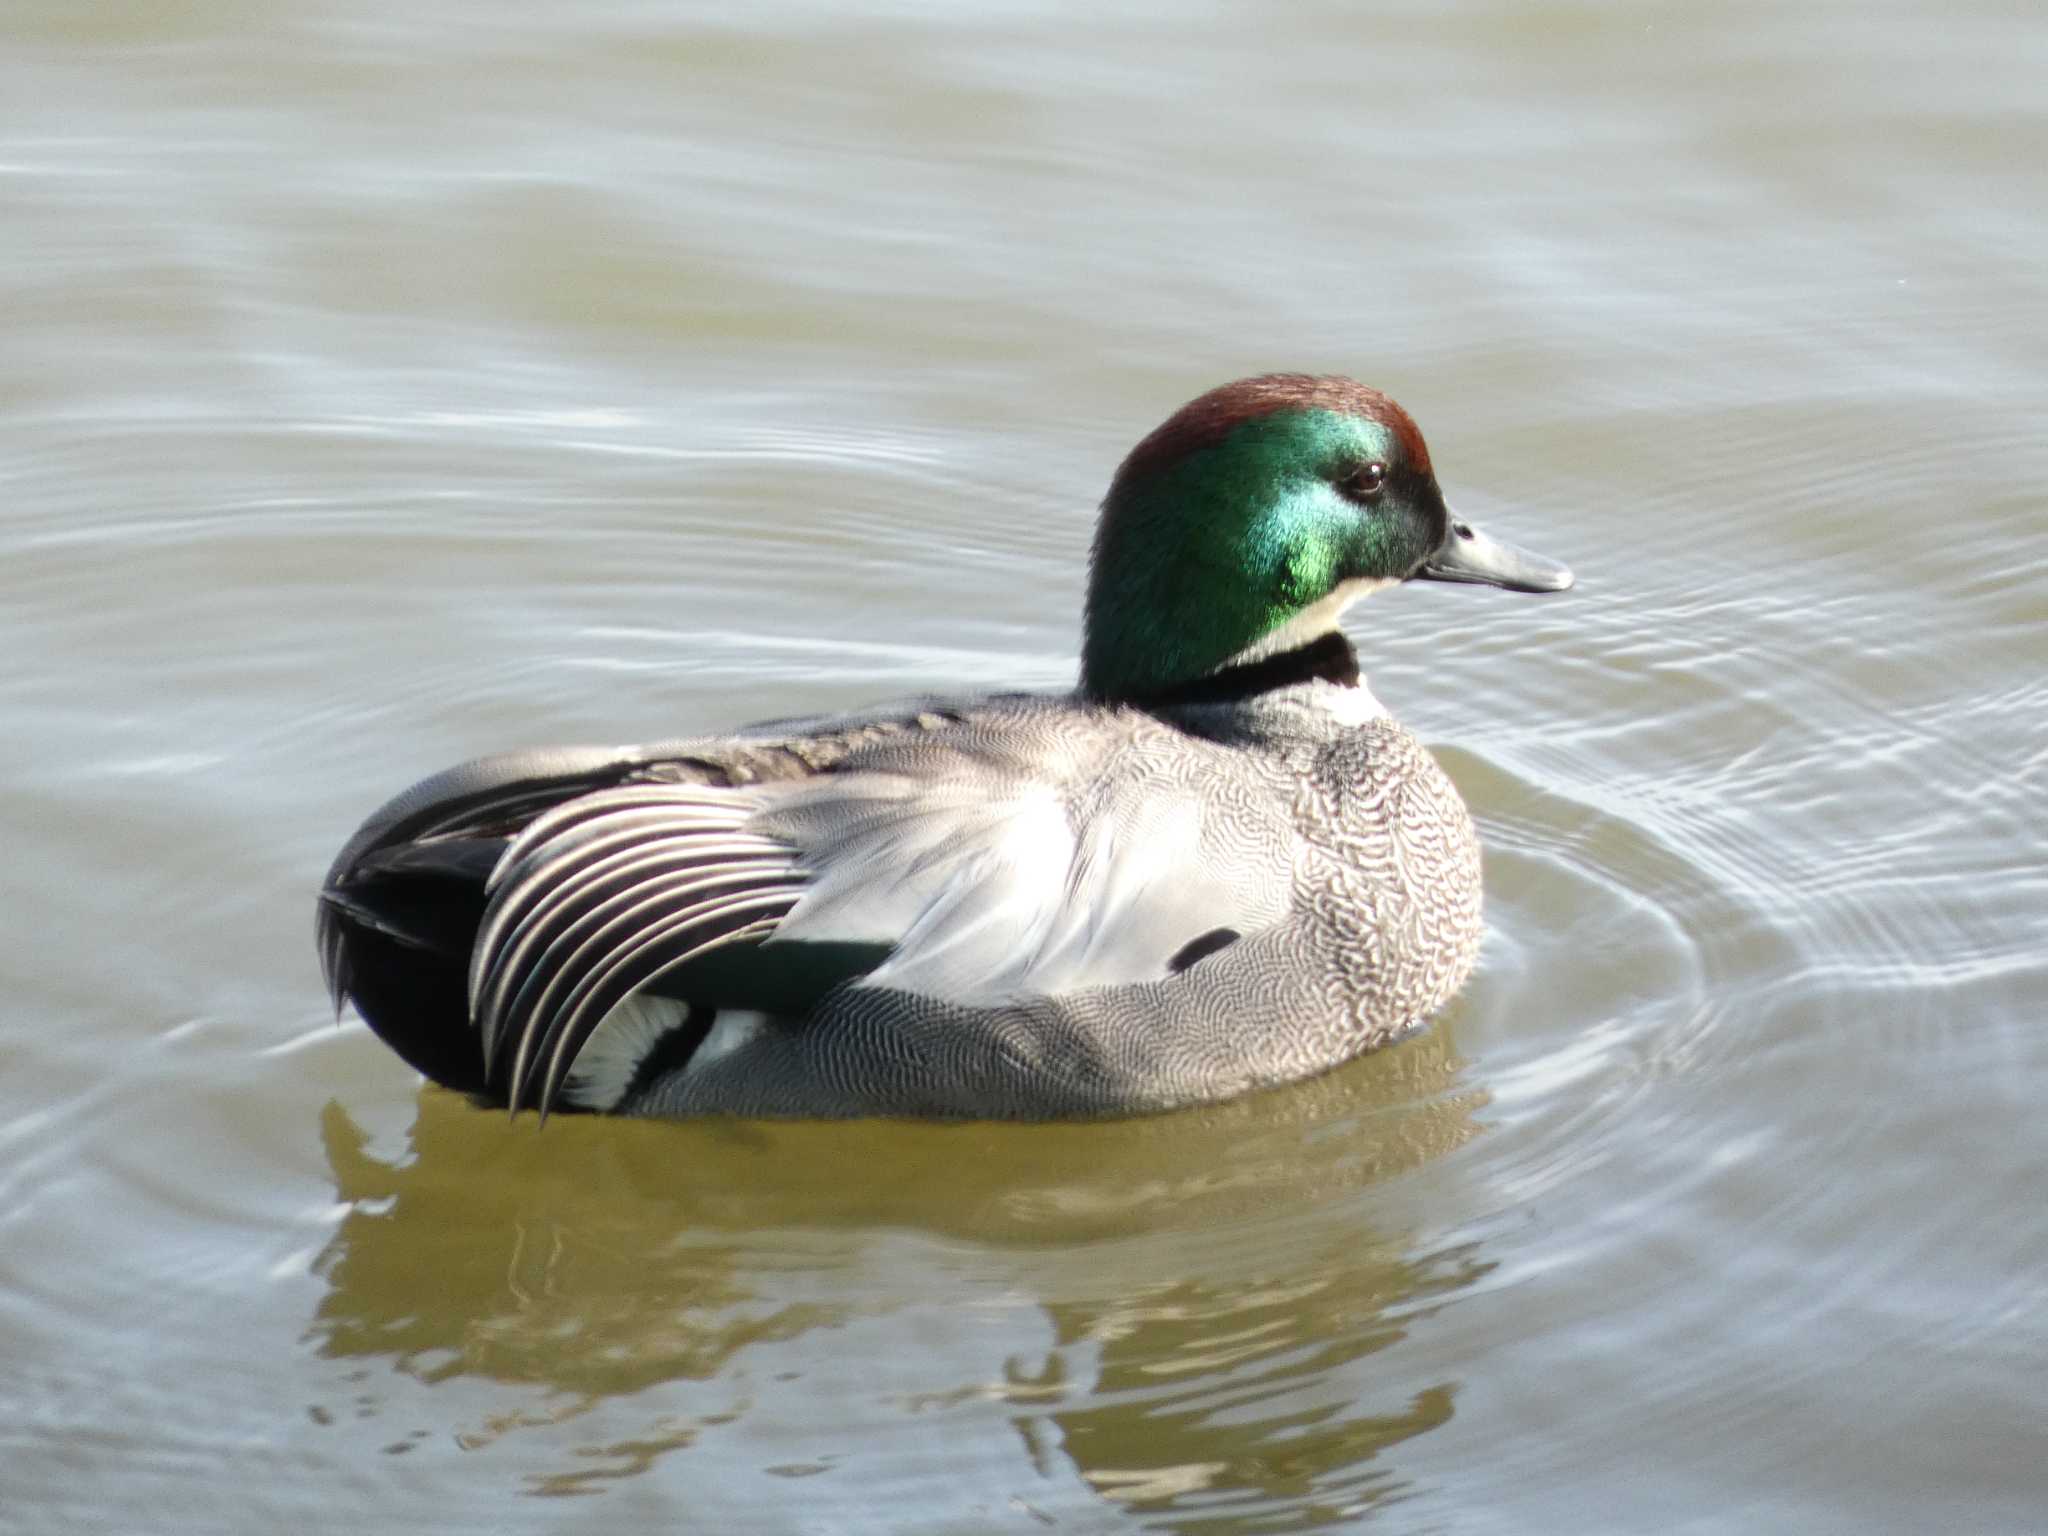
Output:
[{"xmin": 4, "ymin": 1, "xmax": 2047, "ymax": 1531}]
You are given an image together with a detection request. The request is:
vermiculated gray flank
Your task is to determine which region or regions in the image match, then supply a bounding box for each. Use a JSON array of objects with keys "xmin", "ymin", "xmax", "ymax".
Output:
[{"xmin": 318, "ymin": 374, "xmax": 1573, "ymax": 1119}]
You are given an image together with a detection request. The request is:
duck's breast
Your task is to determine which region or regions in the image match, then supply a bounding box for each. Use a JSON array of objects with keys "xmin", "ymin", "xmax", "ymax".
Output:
[{"xmin": 1290, "ymin": 716, "xmax": 1484, "ymax": 1042}]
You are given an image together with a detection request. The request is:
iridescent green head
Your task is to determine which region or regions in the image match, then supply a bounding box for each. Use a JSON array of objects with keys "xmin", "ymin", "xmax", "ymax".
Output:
[{"xmin": 1080, "ymin": 374, "xmax": 1572, "ymax": 701}]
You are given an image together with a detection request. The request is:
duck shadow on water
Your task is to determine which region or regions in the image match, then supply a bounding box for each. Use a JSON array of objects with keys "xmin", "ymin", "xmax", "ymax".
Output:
[{"xmin": 306, "ymin": 1025, "xmax": 1495, "ymax": 1525}]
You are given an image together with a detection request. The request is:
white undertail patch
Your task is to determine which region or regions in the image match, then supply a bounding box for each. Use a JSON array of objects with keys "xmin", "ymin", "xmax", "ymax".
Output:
[
  {"xmin": 560, "ymin": 998, "xmax": 774, "ymax": 1110},
  {"xmin": 559, "ymin": 993, "xmax": 691, "ymax": 1111},
  {"xmin": 692, "ymin": 1009, "xmax": 768, "ymax": 1072}
]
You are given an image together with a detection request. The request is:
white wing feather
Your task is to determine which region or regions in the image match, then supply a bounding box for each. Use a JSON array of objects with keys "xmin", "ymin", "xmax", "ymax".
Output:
[{"xmin": 764, "ymin": 752, "xmax": 1290, "ymax": 1004}]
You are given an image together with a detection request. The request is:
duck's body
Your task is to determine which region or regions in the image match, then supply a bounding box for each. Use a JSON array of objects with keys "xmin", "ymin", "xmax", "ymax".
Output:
[{"xmin": 319, "ymin": 375, "xmax": 1571, "ymax": 1119}]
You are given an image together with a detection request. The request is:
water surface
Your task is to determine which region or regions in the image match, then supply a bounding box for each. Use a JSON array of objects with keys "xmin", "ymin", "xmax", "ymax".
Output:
[{"xmin": 4, "ymin": 2, "xmax": 2045, "ymax": 1531}]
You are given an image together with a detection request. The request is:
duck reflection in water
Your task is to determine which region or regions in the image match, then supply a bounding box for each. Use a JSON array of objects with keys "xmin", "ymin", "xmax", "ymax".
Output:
[{"xmin": 306, "ymin": 1026, "xmax": 1494, "ymax": 1522}]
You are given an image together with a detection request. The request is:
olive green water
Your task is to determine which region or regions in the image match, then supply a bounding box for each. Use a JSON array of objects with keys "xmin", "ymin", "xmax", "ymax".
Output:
[{"xmin": 4, "ymin": 3, "xmax": 2044, "ymax": 1531}]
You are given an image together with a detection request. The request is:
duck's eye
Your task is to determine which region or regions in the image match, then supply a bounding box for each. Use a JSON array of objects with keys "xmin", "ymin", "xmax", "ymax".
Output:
[{"xmin": 1344, "ymin": 462, "xmax": 1388, "ymax": 501}]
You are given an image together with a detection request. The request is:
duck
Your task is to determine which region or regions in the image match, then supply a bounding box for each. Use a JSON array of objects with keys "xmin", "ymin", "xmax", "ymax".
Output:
[{"xmin": 317, "ymin": 373, "xmax": 1573, "ymax": 1121}]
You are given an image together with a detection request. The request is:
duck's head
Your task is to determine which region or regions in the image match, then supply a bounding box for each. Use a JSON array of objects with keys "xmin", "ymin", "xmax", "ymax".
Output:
[{"xmin": 1081, "ymin": 374, "xmax": 1573, "ymax": 702}]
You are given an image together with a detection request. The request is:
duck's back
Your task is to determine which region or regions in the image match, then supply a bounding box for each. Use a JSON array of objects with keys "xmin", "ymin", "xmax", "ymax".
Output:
[{"xmin": 624, "ymin": 684, "xmax": 1484, "ymax": 1118}]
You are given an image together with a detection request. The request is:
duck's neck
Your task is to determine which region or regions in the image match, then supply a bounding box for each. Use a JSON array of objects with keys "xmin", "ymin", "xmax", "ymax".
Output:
[
  {"xmin": 1122, "ymin": 629, "xmax": 1362, "ymax": 709},
  {"xmin": 1080, "ymin": 421, "xmax": 1364, "ymax": 701}
]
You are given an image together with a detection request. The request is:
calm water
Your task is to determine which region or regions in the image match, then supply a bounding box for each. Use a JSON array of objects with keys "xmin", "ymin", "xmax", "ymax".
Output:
[{"xmin": 4, "ymin": 2, "xmax": 2044, "ymax": 1531}]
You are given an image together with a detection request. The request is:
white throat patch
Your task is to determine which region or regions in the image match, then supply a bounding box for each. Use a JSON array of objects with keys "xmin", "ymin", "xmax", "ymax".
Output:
[
  {"xmin": 1226, "ymin": 577, "xmax": 1393, "ymax": 668},
  {"xmin": 1216, "ymin": 575, "xmax": 1391, "ymax": 725}
]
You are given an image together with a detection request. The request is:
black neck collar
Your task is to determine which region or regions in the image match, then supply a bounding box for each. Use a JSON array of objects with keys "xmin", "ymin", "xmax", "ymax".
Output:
[{"xmin": 1124, "ymin": 629, "xmax": 1361, "ymax": 710}]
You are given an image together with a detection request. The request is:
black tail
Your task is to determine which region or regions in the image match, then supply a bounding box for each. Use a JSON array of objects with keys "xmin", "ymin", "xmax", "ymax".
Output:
[
  {"xmin": 320, "ymin": 841, "xmax": 500, "ymax": 1097},
  {"xmin": 318, "ymin": 730, "xmax": 903, "ymax": 1113},
  {"xmin": 318, "ymin": 745, "xmax": 674, "ymax": 1102}
]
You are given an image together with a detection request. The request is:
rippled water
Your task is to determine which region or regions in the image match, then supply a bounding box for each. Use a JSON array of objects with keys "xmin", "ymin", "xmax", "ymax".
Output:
[{"xmin": 5, "ymin": 2, "xmax": 2045, "ymax": 1531}]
